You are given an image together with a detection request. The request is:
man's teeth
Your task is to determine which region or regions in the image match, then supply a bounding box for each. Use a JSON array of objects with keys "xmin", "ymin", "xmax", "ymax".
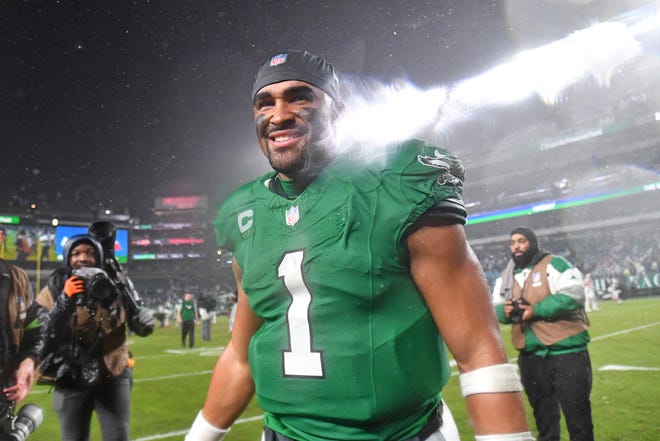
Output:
[{"xmin": 274, "ymin": 135, "xmax": 295, "ymax": 142}]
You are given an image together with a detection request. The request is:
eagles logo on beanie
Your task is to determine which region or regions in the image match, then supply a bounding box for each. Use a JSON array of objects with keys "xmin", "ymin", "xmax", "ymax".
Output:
[{"xmin": 251, "ymin": 50, "xmax": 340, "ymax": 102}]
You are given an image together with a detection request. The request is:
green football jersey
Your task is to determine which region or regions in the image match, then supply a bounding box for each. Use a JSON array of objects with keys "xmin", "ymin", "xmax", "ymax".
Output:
[{"xmin": 214, "ymin": 139, "xmax": 465, "ymax": 440}]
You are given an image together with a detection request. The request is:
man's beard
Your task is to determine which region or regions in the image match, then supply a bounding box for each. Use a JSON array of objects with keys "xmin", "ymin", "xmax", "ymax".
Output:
[
  {"xmin": 512, "ymin": 248, "xmax": 536, "ymax": 268},
  {"xmin": 268, "ymin": 142, "xmax": 329, "ymax": 181},
  {"xmin": 262, "ymin": 106, "xmax": 335, "ymax": 182}
]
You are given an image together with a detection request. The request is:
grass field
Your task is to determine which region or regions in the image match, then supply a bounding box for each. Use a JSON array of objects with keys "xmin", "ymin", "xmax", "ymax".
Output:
[{"xmin": 20, "ymin": 296, "xmax": 660, "ymax": 441}]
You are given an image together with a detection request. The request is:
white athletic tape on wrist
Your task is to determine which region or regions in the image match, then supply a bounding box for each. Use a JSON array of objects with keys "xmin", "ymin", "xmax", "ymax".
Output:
[
  {"xmin": 185, "ymin": 410, "xmax": 230, "ymax": 441},
  {"xmin": 459, "ymin": 363, "xmax": 522, "ymax": 397},
  {"xmin": 475, "ymin": 431, "xmax": 535, "ymax": 440}
]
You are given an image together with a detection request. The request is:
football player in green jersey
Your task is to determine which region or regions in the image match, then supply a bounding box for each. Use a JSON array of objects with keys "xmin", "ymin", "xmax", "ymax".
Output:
[{"xmin": 186, "ymin": 50, "xmax": 533, "ymax": 441}]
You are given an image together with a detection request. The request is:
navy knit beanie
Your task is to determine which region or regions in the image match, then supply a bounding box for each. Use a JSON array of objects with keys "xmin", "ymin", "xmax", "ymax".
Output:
[{"xmin": 251, "ymin": 50, "xmax": 340, "ymax": 102}]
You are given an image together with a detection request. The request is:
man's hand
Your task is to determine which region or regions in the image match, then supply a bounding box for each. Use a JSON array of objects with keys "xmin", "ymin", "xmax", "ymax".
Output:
[
  {"xmin": 3, "ymin": 358, "xmax": 35, "ymax": 402},
  {"xmin": 503, "ymin": 300, "xmax": 515, "ymax": 318},
  {"xmin": 130, "ymin": 307, "xmax": 155, "ymax": 337},
  {"xmin": 520, "ymin": 303, "xmax": 535, "ymax": 321},
  {"xmin": 63, "ymin": 276, "xmax": 85, "ymax": 298},
  {"xmin": 504, "ymin": 300, "xmax": 534, "ymax": 321}
]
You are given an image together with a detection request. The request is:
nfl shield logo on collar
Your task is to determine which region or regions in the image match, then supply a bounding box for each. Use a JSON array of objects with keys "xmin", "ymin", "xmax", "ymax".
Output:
[{"xmin": 285, "ymin": 206, "xmax": 300, "ymax": 226}]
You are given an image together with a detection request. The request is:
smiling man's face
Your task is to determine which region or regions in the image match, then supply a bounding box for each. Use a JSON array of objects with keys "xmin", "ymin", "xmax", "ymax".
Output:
[{"xmin": 252, "ymin": 80, "xmax": 333, "ymax": 181}]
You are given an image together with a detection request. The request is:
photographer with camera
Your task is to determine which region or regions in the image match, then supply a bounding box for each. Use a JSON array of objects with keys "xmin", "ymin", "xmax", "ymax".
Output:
[
  {"xmin": 492, "ymin": 227, "xmax": 593, "ymax": 441},
  {"xmin": 35, "ymin": 234, "xmax": 138, "ymax": 441},
  {"xmin": 87, "ymin": 221, "xmax": 154, "ymax": 338},
  {"xmin": 0, "ymin": 258, "xmax": 47, "ymax": 441}
]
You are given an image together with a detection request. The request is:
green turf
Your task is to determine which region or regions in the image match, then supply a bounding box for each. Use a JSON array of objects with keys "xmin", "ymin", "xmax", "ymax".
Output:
[{"xmin": 21, "ymin": 296, "xmax": 660, "ymax": 440}]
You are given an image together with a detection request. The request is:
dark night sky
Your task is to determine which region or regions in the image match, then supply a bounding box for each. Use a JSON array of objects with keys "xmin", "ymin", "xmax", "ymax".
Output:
[{"xmin": 1, "ymin": 0, "xmax": 648, "ymax": 219}]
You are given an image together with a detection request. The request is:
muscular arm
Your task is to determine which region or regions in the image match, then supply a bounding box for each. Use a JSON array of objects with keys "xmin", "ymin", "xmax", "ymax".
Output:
[
  {"xmin": 407, "ymin": 223, "xmax": 529, "ymax": 435},
  {"xmin": 200, "ymin": 258, "xmax": 263, "ymax": 428}
]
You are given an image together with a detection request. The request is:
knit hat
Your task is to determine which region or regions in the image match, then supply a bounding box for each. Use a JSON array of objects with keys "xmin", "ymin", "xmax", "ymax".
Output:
[{"xmin": 251, "ymin": 50, "xmax": 340, "ymax": 102}]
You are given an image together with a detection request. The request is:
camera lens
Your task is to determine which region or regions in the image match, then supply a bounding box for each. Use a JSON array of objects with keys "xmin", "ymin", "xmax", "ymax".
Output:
[
  {"xmin": 87, "ymin": 275, "xmax": 115, "ymax": 302},
  {"xmin": 8, "ymin": 404, "xmax": 43, "ymax": 441}
]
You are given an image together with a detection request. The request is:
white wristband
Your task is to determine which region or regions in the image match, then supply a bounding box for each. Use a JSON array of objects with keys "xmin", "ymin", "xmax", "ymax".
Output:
[
  {"xmin": 475, "ymin": 432, "xmax": 534, "ymax": 440},
  {"xmin": 185, "ymin": 410, "xmax": 230, "ymax": 441},
  {"xmin": 459, "ymin": 363, "xmax": 522, "ymax": 397}
]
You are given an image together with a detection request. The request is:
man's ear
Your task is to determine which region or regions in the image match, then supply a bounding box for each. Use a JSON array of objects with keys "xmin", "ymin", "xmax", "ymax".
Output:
[{"xmin": 330, "ymin": 100, "xmax": 345, "ymax": 121}]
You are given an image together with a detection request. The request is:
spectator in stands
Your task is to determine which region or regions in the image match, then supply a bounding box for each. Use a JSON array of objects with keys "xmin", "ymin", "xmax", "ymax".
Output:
[
  {"xmin": 492, "ymin": 227, "xmax": 594, "ymax": 441},
  {"xmin": 178, "ymin": 293, "xmax": 197, "ymax": 348}
]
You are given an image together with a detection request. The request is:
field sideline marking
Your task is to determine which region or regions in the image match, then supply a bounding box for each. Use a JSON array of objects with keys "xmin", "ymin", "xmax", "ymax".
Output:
[
  {"xmin": 599, "ymin": 364, "xmax": 660, "ymax": 371},
  {"xmin": 29, "ymin": 370, "xmax": 215, "ymax": 395},
  {"xmin": 590, "ymin": 321, "xmax": 660, "ymax": 341},
  {"xmin": 134, "ymin": 346, "xmax": 226, "ymax": 359},
  {"xmin": 133, "ymin": 370, "xmax": 214, "ymax": 383},
  {"xmin": 132, "ymin": 415, "xmax": 264, "ymax": 441},
  {"xmin": 448, "ymin": 321, "xmax": 660, "ymax": 375}
]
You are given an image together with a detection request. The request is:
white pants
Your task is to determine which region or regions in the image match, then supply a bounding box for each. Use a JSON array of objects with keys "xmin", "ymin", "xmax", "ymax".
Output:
[{"xmin": 430, "ymin": 400, "xmax": 460, "ymax": 441}]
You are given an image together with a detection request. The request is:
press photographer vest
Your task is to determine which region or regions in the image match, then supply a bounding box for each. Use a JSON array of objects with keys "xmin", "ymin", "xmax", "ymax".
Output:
[
  {"xmin": 0, "ymin": 260, "xmax": 32, "ymax": 370},
  {"xmin": 36, "ymin": 284, "xmax": 129, "ymax": 379},
  {"xmin": 511, "ymin": 255, "xmax": 589, "ymax": 350}
]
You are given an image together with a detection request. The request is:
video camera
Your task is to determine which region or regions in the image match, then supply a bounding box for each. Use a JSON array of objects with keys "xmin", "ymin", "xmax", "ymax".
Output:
[
  {"xmin": 0, "ymin": 393, "xmax": 43, "ymax": 441},
  {"xmin": 71, "ymin": 267, "xmax": 117, "ymax": 307},
  {"xmin": 88, "ymin": 221, "xmax": 154, "ymax": 336}
]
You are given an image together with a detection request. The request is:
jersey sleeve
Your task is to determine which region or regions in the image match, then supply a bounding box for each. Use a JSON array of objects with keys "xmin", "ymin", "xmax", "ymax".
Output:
[
  {"xmin": 384, "ymin": 139, "xmax": 467, "ymax": 233},
  {"xmin": 213, "ymin": 179, "xmax": 262, "ymax": 254}
]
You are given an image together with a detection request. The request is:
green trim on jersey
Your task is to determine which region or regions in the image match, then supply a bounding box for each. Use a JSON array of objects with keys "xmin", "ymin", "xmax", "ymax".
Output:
[{"xmin": 214, "ymin": 139, "xmax": 464, "ymax": 440}]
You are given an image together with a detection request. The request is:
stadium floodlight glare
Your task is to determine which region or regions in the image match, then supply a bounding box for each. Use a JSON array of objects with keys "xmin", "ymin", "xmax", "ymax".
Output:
[
  {"xmin": 450, "ymin": 21, "xmax": 641, "ymax": 109},
  {"xmin": 335, "ymin": 4, "xmax": 660, "ymax": 150}
]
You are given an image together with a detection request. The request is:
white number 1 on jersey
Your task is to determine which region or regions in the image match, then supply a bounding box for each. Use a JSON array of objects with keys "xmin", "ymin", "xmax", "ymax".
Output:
[{"xmin": 279, "ymin": 250, "xmax": 325, "ymax": 377}]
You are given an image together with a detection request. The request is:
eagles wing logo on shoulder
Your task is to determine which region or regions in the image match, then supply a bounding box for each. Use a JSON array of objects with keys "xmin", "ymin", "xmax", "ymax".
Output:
[{"xmin": 417, "ymin": 149, "xmax": 465, "ymax": 188}]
